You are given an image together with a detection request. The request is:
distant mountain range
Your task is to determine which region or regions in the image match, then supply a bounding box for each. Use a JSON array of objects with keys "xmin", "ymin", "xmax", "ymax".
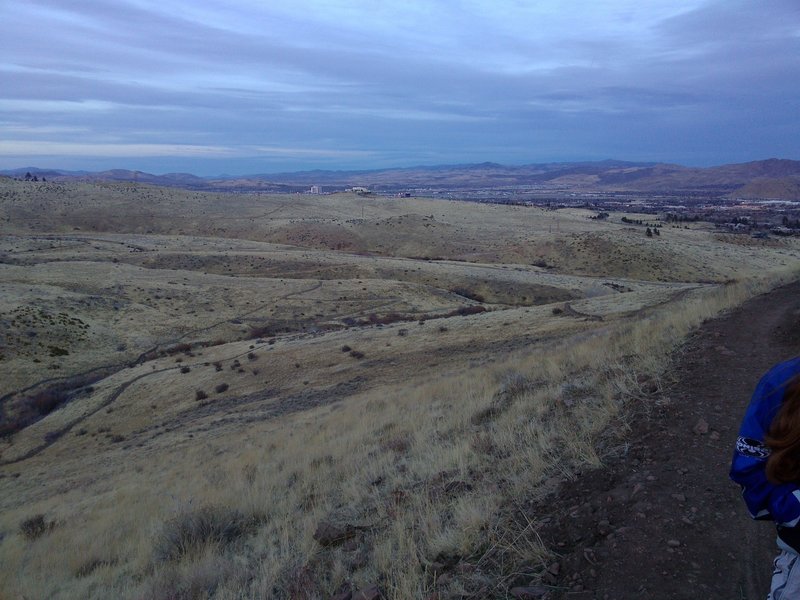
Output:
[{"xmin": 3, "ymin": 158, "xmax": 800, "ymax": 199}]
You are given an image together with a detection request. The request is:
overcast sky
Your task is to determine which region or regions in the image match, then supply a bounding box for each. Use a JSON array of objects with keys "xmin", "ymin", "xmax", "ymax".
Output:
[{"xmin": 1, "ymin": 0, "xmax": 799, "ymax": 175}]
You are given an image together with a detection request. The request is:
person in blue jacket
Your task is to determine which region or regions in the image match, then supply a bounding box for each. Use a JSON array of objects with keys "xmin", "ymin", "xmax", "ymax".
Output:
[{"xmin": 731, "ymin": 356, "xmax": 800, "ymax": 599}]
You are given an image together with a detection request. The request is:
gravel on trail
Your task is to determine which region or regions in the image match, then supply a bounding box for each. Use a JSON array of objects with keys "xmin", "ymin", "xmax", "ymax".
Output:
[{"xmin": 536, "ymin": 279, "xmax": 800, "ymax": 600}]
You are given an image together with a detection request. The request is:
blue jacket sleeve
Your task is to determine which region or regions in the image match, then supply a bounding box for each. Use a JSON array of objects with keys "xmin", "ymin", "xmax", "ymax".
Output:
[{"xmin": 730, "ymin": 357, "xmax": 800, "ymax": 526}]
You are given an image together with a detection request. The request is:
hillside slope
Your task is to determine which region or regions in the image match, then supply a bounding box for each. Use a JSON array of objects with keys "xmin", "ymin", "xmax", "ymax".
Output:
[{"xmin": 538, "ymin": 279, "xmax": 800, "ymax": 599}]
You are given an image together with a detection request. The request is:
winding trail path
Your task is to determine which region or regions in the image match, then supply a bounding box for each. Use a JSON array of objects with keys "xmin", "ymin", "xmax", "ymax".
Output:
[
  {"xmin": 539, "ymin": 279, "xmax": 800, "ymax": 599},
  {"xmin": 0, "ymin": 281, "xmax": 326, "ymax": 463}
]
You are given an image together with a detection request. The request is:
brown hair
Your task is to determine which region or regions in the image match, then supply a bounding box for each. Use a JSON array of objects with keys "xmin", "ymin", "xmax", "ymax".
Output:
[{"xmin": 766, "ymin": 375, "xmax": 800, "ymax": 484}]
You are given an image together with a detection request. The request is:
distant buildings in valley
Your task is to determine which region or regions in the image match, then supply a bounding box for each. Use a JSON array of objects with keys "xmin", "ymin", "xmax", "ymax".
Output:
[
  {"xmin": 307, "ymin": 185, "xmax": 374, "ymax": 195},
  {"xmin": 306, "ymin": 184, "xmax": 374, "ymax": 195}
]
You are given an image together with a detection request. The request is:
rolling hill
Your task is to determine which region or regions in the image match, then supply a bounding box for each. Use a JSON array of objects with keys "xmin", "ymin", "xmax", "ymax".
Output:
[{"xmin": 3, "ymin": 158, "xmax": 800, "ymax": 198}]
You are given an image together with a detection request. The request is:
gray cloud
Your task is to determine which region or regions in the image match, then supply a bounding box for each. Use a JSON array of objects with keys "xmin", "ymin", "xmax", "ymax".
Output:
[{"xmin": 1, "ymin": 0, "xmax": 798, "ymax": 173}]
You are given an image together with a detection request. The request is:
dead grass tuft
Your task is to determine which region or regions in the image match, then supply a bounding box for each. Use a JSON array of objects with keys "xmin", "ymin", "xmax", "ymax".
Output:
[
  {"xmin": 74, "ymin": 557, "xmax": 116, "ymax": 578},
  {"xmin": 19, "ymin": 514, "xmax": 56, "ymax": 540},
  {"xmin": 153, "ymin": 505, "xmax": 259, "ymax": 563}
]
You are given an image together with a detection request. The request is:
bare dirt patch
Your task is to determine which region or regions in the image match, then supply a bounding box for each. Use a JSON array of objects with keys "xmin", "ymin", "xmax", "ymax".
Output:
[{"xmin": 533, "ymin": 279, "xmax": 800, "ymax": 600}]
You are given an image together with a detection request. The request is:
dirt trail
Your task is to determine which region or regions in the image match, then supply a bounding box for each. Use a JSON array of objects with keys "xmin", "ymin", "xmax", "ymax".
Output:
[{"xmin": 537, "ymin": 279, "xmax": 800, "ymax": 600}]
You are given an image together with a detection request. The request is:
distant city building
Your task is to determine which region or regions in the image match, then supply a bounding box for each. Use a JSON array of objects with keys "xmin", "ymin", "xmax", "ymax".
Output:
[
  {"xmin": 310, "ymin": 185, "xmax": 322, "ymax": 194},
  {"xmin": 350, "ymin": 186, "xmax": 368, "ymax": 194}
]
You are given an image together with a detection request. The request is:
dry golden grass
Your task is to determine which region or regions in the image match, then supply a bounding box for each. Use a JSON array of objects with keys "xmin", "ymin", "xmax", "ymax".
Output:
[{"xmin": 1, "ymin": 178, "xmax": 800, "ymax": 598}]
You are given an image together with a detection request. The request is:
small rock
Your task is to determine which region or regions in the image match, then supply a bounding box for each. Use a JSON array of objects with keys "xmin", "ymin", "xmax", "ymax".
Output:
[
  {"xmin": 692, "ymin": 418, "xmax": 709, "ymax": 435},
  {"xmin": 667, "ymin": 539, "xmax": 681, "ymax": 548},
  {"xmin": 510, "ymin": 586, "xmax": 549, "ymax": 599},
  {"xmin": 548, "ymin": 562, "xmax": 561, "ymax": 576},
  {"xmin": 671, "ymin": 493, "xmax": 686, "ymax": 503},
  {"xmin": 606, "ymin": 486, "xmax": 629, "ymax": 502},
  {"xmin": 710, "ymin": 431, "xmax": 721, "ymax": 441},
  {"xmin": 330, "ymin": 590, "xmax": 353, "ymax": 600},
  {"xmin": 313, "ymin": 520, "xmax": 357, "ymax": 547},
  {"xmin": 352, "ymin": 585, "xmax": 381, "ymax": 600}
]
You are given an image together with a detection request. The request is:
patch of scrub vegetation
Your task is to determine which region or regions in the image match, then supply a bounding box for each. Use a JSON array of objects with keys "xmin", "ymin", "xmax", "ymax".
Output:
[
  {"xmin": 18, "ymin": 513, "xmax": 56, "ymax": 541},
  {"xmin": 0, "ymin": 372, "xmax": 105, "ymax": 438},
  {"xmin": 0, "ymin": 306, "xmax": 88, "ymax": 361}
]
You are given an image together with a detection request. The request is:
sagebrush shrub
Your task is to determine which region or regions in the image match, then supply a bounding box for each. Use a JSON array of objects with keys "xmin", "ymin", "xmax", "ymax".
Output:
[
  {"xmin": 153, "ymin": 505, "xmax": 255, "ymax": 562},
  {"xmin": 19, "ymin": 514, "xmax": 53, "ymax": 540}
]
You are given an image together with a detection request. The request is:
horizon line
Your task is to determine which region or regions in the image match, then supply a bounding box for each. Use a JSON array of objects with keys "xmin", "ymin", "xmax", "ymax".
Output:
[{"xmin": 1, "ymin": 156, "xmax": 797, "ymax": 180}]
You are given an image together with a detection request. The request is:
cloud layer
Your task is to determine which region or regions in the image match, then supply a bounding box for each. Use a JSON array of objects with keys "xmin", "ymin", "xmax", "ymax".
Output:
[{"xmin": 2, "ymin": 0, "xmax": 799, "ymax": 173}]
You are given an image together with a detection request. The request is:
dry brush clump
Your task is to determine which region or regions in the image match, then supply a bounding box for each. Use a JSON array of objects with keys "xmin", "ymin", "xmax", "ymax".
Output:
[
  {"xmin": 164, "ymin": 342, "xmax": 193, "ymax": 356},
  {"xmin": 153, "ymin": 504, "xmax": 261, "ymax": 563},
  {"xmin": 19, "ymin": 514, "xmax": 56, "ymax": 540}
]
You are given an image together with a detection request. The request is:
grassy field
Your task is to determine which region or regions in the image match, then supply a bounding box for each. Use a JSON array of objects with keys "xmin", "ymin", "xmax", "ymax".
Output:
[{"xmin": 1, "ymin": 178, "xmax": 799, "ymax": 598}]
